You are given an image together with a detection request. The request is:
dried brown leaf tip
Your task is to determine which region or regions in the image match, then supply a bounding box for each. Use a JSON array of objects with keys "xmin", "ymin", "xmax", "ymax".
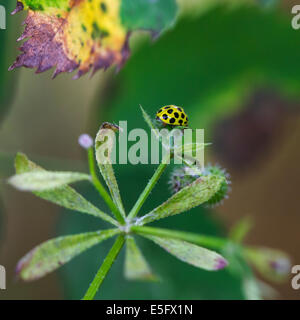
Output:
[
  {"xmin": 10, "ymin": 0, "xmax": 130, "ymax": 79},
  {"xmin": 100, "ymin": 122, "xmax": 120, "ymax": 132}
]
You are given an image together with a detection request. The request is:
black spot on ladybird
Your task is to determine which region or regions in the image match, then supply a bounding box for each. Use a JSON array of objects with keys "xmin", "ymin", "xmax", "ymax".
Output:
[
  {"xmin": 162, "ymin": 114, "xmax": 168, "ymax": 120},
  {"xmin": 164, "ymin": 106, "xmax": 170, "ymax": 109},
  {"xmin": 178, "ymin": 108, "xmax": 182, "ymax": 112},
  {"xmin": 181, "ymin": 113, "xmax": 185, "ymax": 119},
  {"xmin": 170, "ymin": 118, "xmax": 175, "ymax": 124},
  {"xmin": 167, "ymin": 109, "xmax": 173, "ymax": 114},
  {"xmin": 158, "ymin": 109, "xmax": 162, "ymax": 113},
  {"xmin": 174, "ymin": 112, "xmax": 179, "ymax": 118},
  {"xmin": 179, "ymin": 119, "xmax": 183, "ymax": 124}
]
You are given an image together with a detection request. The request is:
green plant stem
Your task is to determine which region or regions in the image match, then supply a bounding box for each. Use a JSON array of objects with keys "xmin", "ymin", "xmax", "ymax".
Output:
[
  {"xmin": 88, "ymin": 148, "xmax": 125, "ymax": 225},
  {"xmin": 131, "ymin": 226, "xmax": 229, "ymax": 250},
  {"xmin": 128, "ymin": 162, "xmax": 168, "ymax": 220},
  {"xmin": 82, "ymin": 235, "xmax": 125, "ymax": 300}
]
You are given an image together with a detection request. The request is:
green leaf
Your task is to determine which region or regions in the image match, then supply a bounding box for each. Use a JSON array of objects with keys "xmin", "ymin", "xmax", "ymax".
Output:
[
  {"xmin": 121, "ymin": 0, "xmax": 177, "ymax": 32},
  {"xmin": 124, "ymin": 236, "xmax": 158, "ymax": 281},
  {"xmin": 245, "ymin": 247, "xmax": 291, "ymax": 283},
  {"xmin": 229, "ymin": 217, "xmax": 253, "ymax": 244},
  {"xmin": 242, "ymin": 276, "xmax": 262, "ymax": 300},
  {"xmin": 141, "ymin": 234, "xmax": 228, "ymax": 271},
  {"xmin": 9, "ymin": 171, "xmax": 90, "ymax": 191},
  {"xmin": 13, "ymin": 153, "xmax": 117, "ymax": 225},
  {"xmin": 222, "ymin": 243, "xmax": 262, "ymax": 300},
  {"xmin": 16, "ymin": 229, "xmax": 120, "ymax": 281},
  {"xmin": 95, "ymin": 123, "xmax": 126, "ymax": 217},
  {"xmin": 60, "ymin": 204, "xmax": 244, "ymax": 299},
  {"xmin": 139, "ymin": 174, "xmax": 225, "ymax": 224},
  {"xmin": 140, "ymin": 105, "xmax": 160, "ymax": 139},
  {"xmin": 131, "ymin": 225, "xmax": 228, "ymax": 250}
]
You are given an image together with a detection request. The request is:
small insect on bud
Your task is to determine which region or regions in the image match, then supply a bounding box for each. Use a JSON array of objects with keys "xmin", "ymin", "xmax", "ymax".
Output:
[
  {"xmin": 78, "ymin": 134, "xmax": 93, "ymax": 149},
  {"xmin": 169, "ymin": 164, "xmax": 231, "ymax": 207}
]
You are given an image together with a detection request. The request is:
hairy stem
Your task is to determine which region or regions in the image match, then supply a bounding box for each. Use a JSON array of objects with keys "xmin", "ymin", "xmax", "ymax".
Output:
[
  {"xmin": 128, "ymin": 162, "xmax": 168, "ymax": 220},
  {"xmin": 82, "ymin": 235, "xmax": 125, "ymax": 300},
  {"xmin": 88, "ymin": 148, "xmax": 125, "ymax": 225},
  {"xmin": 131, "ymin": 226, "xmax": 229, "ymax": 250}
]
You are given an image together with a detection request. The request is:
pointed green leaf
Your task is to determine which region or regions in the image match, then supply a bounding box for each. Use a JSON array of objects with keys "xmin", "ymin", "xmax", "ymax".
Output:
[
  {"xmin": 229, "ymin": 217, "xmax": 253, "ymax": 244},
  {"xmin": 95, "ymin": 123, "xmax": 126, "ymax": 217},
  {"xmin": 140, "ymin": 105, "xmax": 160, "ymax": 140},
  {"xmin": 140, "ymin": 174, "xmax": 225, "ymax": 224},
  {"xmin": 142, "ymin": 234, "xmax": 228, "ymax": 271},
  {"xmin": 245, "ymin": 247, "xmax": 291, "ymax": 283},
  {"xmin": 131, "ymin": 226, "xmax": 228, "ymax": 250},
  {"xmin": 124, "ymin": 236, "xmax": 158, "ymax": 281},
  {"xmin": 12, "ymin": 153, "xmax": 117, "ymax": 225},
  {"xmin": 9, "ymin": 171, "xmax": 90, "ymax": 191},
  {"xmin": 17, "ymin": 229, "xmax": 120, "ymax": 281}
]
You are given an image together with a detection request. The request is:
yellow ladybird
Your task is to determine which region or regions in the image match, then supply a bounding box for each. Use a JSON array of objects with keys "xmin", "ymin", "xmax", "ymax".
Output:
[{"xmin": 156, "ymin": 105, "xmax": 188, "ymax": 126}]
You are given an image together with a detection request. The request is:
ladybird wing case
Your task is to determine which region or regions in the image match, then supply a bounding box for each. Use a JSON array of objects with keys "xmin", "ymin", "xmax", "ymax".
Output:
[{"xmin": 156, "ymin": 105, "xmax": 188, "ymax": 126}]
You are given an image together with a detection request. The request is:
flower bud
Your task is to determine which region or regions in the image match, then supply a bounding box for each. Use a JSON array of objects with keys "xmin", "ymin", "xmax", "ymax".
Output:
[
  {"xmin": 269, "ymin": 258, "xmax": 291, "ymax": 276},
  {"xmin": 202, "ymin": 165, "xmax": 231, "ymax": 207},
  {"xmin": 169, "ymin": 164, "xmax": 230, "ymax": 207},
  {"xmin": 78, "ymin": 134, "xmax": 93, "ymax": 149}
]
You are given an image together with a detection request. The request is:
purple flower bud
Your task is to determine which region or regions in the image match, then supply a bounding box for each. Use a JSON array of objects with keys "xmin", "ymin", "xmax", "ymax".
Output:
[
  {"xmin": 270, "ymin": 258, "xmax": 291, "ymax": 275},
  {"xmin": 214, "ymin": 257, "xmax": 228, "ymax": 270},
  {"xmin": 78, "ymin": 134, "xmax": 93, "ymax": 149}
]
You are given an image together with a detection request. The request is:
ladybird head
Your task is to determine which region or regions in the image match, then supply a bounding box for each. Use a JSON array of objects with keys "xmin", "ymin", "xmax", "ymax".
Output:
[{"xmin": 156, "ymin": 105, "xmax": 188, "ymax": 127}]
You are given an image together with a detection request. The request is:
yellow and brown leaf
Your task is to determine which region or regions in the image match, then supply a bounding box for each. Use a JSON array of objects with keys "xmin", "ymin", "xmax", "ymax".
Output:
[{"xmin": 10, "ymin": 0, "xmax": 131, "ymax": 78}]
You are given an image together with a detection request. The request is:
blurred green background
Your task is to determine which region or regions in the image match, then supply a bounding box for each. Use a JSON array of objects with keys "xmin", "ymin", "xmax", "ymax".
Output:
[{"xmin": 0, "ymin": 0, "xmax": 300, "ymax": 299}]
